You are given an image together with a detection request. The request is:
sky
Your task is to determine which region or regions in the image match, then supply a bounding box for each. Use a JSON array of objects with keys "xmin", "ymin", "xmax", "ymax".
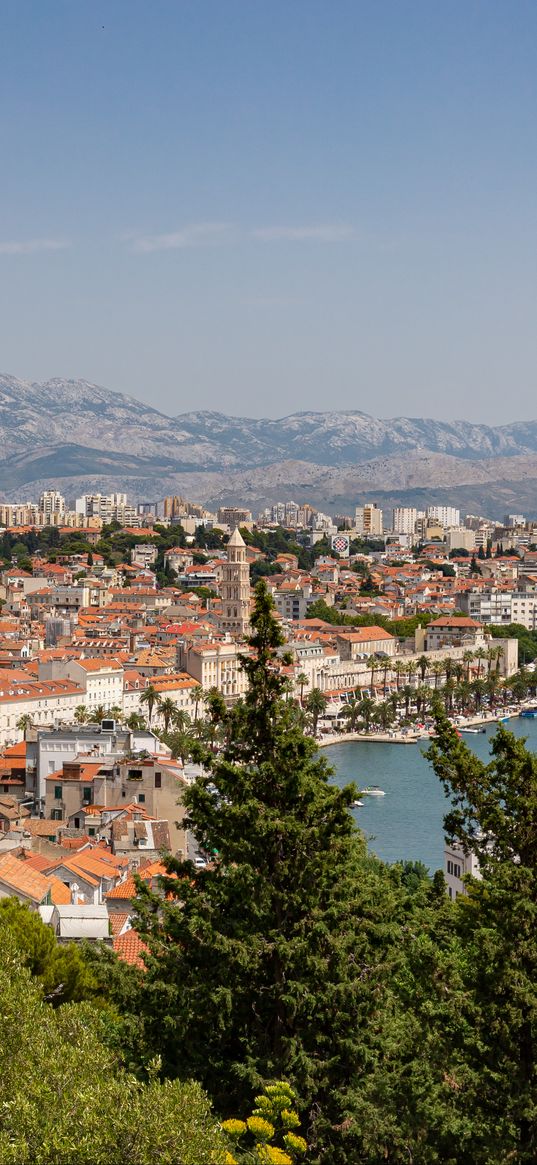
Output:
[{"xmin": 1, "ymin": 0, "xmax": 537, "ymax": 423}]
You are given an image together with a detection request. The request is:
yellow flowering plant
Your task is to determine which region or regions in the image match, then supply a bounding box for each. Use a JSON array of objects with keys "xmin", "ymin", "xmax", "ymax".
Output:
[{"xmin": 221, "ymin": 1082, "xmax": 307, "ymax": 1164}]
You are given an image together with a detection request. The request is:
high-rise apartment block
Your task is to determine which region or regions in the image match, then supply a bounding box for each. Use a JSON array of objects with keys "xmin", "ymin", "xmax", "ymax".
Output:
[
  {"xmin": 391, "ymin": 507, "xmax": 419, "ymax": 535},
  {"xmin": 426, "ymin": 505, "xmax": 460, "ymax": 529},
  {"xmin": 39, "ymin": 490, "xmax": 66, "ymax": 519},
  {"xmin": 355, "ymin": 504, "xmax": 383, "ymax": 537}
]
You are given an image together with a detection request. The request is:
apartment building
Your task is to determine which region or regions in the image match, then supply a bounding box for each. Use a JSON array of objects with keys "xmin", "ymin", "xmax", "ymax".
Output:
[
  {"xmin": 354, "ymin": 504, "xmax": 383, "ymax": 537},
  {"xmin": 177, "ymin": 639, "xmax": 248, "ymax": 702},
  {"xmin": 45, "ymin": 753, "xmax": 187, "ymax": 857},
  {"xmin": 426, "ymin": 506, "xmax": 460, "ymax": 528},
  {"xmin": 391, "ymin": 507, "xmax": 419, "ymax": 535}
]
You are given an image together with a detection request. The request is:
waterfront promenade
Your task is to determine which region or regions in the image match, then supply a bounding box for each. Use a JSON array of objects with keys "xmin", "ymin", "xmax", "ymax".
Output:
[{"xmin": 317, "ymin": 703, "xmax": 533, "ymax": 748}]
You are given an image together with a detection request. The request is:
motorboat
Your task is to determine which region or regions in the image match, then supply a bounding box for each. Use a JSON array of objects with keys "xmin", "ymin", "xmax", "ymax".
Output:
[
  {"xmin": 460, "ymin": 726, "xmax": 486, "ymax": 734},
  {"xmin": 352, "ymin": 799, "xmax": 364, "ymax": 807},
  {"xmin": 361, "ymin": 786, "xmax": 386, "ymax": 797}
]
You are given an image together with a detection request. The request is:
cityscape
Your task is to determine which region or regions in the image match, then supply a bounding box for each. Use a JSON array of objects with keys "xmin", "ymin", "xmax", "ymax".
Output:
[{"xmin": 2, "ymin": 2, "xmax": 537, "ymax": 1162}]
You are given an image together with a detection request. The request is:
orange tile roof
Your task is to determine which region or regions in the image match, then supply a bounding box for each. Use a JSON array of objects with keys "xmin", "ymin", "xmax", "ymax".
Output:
[
  {"xmin": 0, "ymin": 852, "xmax": 52, "ymax": 902},
  {"xmin": 113, "ymin": 929, "xmax": 149, "ymax": 969}
]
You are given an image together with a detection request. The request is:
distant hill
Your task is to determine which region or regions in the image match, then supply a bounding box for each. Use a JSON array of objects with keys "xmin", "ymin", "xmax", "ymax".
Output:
[{"xmin": 1, "ymin": 373, "xmax": 537, "ymax": 517}]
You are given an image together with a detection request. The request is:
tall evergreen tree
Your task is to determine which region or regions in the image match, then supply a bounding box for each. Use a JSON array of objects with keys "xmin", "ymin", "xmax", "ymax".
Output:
[
  {"xmin": 134, "ymin": 582, "xmax": 403, "ymax": 1162},
  {"xmin": 426, "ymin": 714, "xmax": 537, "ymax": 1162}
]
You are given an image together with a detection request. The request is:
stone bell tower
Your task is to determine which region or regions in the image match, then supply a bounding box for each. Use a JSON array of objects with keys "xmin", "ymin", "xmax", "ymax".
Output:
[{"xmin": 220, "ymin": 526, "xmax": 250, "ymax": 638}]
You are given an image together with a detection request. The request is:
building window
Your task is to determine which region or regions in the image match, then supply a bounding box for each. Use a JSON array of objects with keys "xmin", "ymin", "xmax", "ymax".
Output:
[
  {"xmin": 74, "ymin": 817, "xmax": 80, "ymax": 829},
  {"xmin": 138, "ymin": 793, "xmax": 145, "ymax": 803},
  {"xmin": 83, "ymin": 787, "xmax": 92, "ymax": 801},
  {"xmin": 88, "ymin": 827, "xmax": 95, "ymax": 836},
  {"xmin": 52, "ymin": 809, "xmax": 62, "ymax": 820},
  {"xmin": 54, "ymin": 786, "xmax": 62, "ymax": 800},
  {"xmin": 154, "ymin": 772, "xmax": 161, "ymax": 788}
]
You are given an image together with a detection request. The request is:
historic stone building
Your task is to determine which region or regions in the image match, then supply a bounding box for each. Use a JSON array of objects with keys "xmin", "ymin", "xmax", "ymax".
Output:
[{"xmin": 219, "ymin": 527, "xmax": 250, "ymax": 638}]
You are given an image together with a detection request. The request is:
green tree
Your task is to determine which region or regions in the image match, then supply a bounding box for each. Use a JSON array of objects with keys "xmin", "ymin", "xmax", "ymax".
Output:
[
  {"xmin": 140, "ymin": 683, "xmax": 159, "ymax": 727},
  {"xmin": 304, "ymin": 686, "xmax": 328, "ymax": 737},
  {"xmin": 426, "ymin": 715, "xmax": 537, "ymax": 1162},
  {"xmin": 0, "ymin": 929, "xmax": 227, "ymax": 1164},
  {"xmin": 0, "ymin": 897, "xmax": 97, "ymax": 1005},
  {"xmin": 133, "ymin": 581, "xmax": 403, "ymax": 1161},
  {"xmin": 157, "ymin": 696, "xmax": 178, "ymax": 734}
]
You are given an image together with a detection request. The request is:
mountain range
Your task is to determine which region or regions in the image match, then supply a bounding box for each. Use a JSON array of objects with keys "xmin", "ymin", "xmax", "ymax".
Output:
[{"xmin": 1, "ymin": 372, "xmax": 536, "ymax": 518}]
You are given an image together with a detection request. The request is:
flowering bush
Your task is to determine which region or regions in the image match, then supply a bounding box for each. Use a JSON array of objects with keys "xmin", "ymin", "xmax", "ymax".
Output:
[{"xmin": 221, "ymin": 1082, "xmax": 307, "ymax": 1163}]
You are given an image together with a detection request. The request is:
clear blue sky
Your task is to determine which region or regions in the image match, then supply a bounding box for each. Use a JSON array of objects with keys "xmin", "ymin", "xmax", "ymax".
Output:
[{"xmin": 1, "ymin": 0, "xmax": 536, "ymax": 422}]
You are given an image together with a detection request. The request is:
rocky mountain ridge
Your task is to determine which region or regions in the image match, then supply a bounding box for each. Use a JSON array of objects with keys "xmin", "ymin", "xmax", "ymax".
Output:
[{"xmin": 1, "ymin": 374, "xmax": 536, "ymax": 517}]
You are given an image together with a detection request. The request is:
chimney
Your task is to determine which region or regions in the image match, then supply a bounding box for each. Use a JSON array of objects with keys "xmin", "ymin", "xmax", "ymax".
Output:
[{"xmin": 70, "ymin": 881, "xmax": 80, "ymax": 905}]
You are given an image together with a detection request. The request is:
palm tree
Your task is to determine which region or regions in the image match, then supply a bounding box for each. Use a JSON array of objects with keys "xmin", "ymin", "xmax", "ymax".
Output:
[
  {"xmin": 74, "ymin": 705, "xmax": 88, "ymax": 724},
  {"xmin": 415, "ymin": 685, "xmax": 432, "ymax": 717},
  {"xmin": 374, "ymin": 700, "xmax": 395, "ymax": 732},
  {"xmin": 192, "ymin": 687, "xmax": 203, "ymax": 728},
  {"xmin": 367, "ymin": 655, "xmax": 378, "ymax": 696},
  {"xmin": 126, "ymin": 712, "xmax": 146, "ymax": 731},
  {"xmin": 454, "ymin": 680, "xmax": 471, "ymax": 713},
  {"xmin": 486, "ymin": 672, "xmax": 501, "ymax": 710},
  {"xmin": 158, "ymin": 696, "xmax": 178, "ymax": 734},
  {"xmin": 417, "ymin": 654, "xmax": 429, "ymax": 684},
  {"xmin": 474, "ymin": 646, "xmax": 488, "ymax": 678},
  {"xmin": 463, "ymin": 650, "xmax": 475, "ymax": 682},
  {"xmin": 16, "ymin": 713, "xmax": 33, "ymax": 736},
  {"xmin": 140, "ymin": 683, "xmax": 159, "ymax": 727},
  {"xmin": 166, "ymin": 727, "xmax": 194, "ymax": 766},
  {"xmin": 401, "ymin": 684, "xmax": 414, "ymax": 719},
  {"xmin": 108, "ymin": 705, "xmax": 124, "ymax": 723},
  {"xmin": 443, "ymin": 677, "xmax": 456, "ymax": 715},
  {"xmin": 393, "ymin": 660, "xmax": 407, "ymax": 691},
  {"xmin": 471, "ymin": 678, "xmax": 487, "ymax": 711},
  {"xmin": 406, "ymin": 660, "xmax": 418, "ymax": 689},
  {"xmin": 88, "ymin": 705, "xmax": 106, "ymax": 724},
  {"xmin": 341, "ymin": 698, "xmax": 361, "ymax": 732},
  {"xmin": 305, "ymin": 688, "xmax": 328, "ymax": 738},
  {"xmin": 296, "ymin": 672, "xmax": 309, "ymax": 705},
  {"xmin": 171, "ymin": 707, "xmax": 191, "ymax": 734},
  {"xmin": 357, "ymin": 696, "xmax": 375, "ymax": 732},
  {"xmin": 380, "ymin": 658, "xmax": 391, "ymax": 698},
  {"xmin": 431, "ymin": 660, "xmax": 445, "ymax": 689}
]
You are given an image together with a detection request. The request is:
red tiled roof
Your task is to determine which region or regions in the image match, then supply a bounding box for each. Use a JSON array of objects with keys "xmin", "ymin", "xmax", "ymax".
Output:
[{"xmin": 113, "ymin": 929, "xmax": 148, "ymax": 969}]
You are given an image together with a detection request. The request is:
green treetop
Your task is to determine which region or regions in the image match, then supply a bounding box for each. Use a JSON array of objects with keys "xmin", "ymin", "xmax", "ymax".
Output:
[{"xmin": 133, "ymin": 581, "xmax": 404, "ymax": 1162}]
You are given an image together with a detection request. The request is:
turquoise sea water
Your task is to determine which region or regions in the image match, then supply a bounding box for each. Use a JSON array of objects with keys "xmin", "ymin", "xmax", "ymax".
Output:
[{"xmin": 325, "ymin": 716, "xmax": 537, "ymax": 875}]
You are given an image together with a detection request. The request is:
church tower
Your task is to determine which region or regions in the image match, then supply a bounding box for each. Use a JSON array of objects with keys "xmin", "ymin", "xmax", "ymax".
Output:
[{"xmin": 220, "ymin": 527, "xmax": 250, "ymax": 638}]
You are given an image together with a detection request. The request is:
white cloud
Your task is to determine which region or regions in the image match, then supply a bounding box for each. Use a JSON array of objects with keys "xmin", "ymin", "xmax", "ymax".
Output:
[
  {"xmin": 0, "ymin": 238, "xmax": 70, "ymax": 255},
  {"xmin": 252, "ymin": 224, "xmax": 356, "ymax": 242},
  {"xmin": 130, "ymin": 222, "xmax": 233, "ymax": 253}
]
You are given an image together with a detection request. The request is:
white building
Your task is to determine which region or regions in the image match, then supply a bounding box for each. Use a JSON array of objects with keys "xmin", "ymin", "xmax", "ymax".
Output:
[
  {"xmin": 444, "ymin": 839, "xmax": 481, "ymax": 900},
  {"xmin": 391, "ymin": 507, "xmax": 419, "ymax": 535},
  {"xmin": 355, "ymin": 504, "xmax": 383, "ymax": 537},
  {"xmin": 39, "ymin": 490, "xmax": 66, "ymax": 519},
  {"xmin": 427, "ymin": 505, "xmax": 460, "ymax": 529}
]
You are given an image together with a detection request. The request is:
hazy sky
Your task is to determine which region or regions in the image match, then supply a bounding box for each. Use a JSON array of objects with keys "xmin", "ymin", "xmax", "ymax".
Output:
[{"xmin": 1, "ymin": 1, "xmax": 537, "ymax": 423}]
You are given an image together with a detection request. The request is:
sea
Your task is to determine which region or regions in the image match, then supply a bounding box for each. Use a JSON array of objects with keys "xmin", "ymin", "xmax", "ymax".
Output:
[{"xmin": 325, "ymin": 716, "xmax": 537, "ymax": 875}]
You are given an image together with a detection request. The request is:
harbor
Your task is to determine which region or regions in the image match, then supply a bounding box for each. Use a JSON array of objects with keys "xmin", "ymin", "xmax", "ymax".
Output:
[{"xmin": 324, "ymin": 715, "xmax": 537, "ymax": 874}]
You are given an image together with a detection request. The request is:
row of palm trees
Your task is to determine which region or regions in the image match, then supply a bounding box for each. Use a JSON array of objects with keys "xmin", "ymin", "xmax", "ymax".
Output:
[
  {"xmin": 328, "ymin": 664, "xmax": 536, "ymax": 737},
  {"xmin": 366, "ymin": 644, "xmax": 505, "ymax": 697}
]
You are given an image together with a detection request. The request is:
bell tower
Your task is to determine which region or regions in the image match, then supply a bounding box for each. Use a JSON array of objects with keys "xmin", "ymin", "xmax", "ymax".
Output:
[{"xmin": 220, "ymin": 527, "xmax": 250, "ymax": 637}]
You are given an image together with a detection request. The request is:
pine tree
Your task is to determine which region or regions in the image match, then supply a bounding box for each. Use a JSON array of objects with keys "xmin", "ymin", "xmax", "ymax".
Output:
[
  {"xmin": 426, "ymin": 714, "xmax": 537, "ymax": 1162},
  {"xmin": 134, "ymin": 582, "xmax": 403, "ymax": 1161}
]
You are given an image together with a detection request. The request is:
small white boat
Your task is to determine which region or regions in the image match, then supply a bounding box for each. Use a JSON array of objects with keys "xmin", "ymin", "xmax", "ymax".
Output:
[
  {"xmin": 352, "ymin": 798, "xmax": 364, "ymax": 808},
  {"xmin": 460, "ymin": 727, "xmax": 486, "ymax": 735},
  {"xmin": 361, "ymin": 786, "xmax": 386, "ymax": 797}
]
